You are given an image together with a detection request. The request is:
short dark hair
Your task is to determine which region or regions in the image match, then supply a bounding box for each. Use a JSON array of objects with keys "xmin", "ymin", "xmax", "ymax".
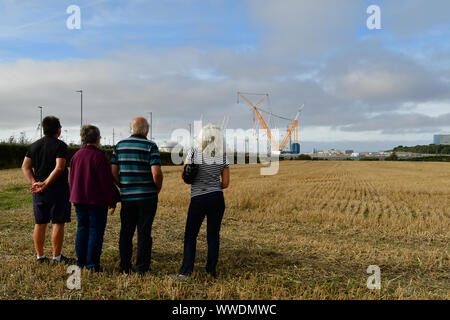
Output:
[
  {"xmin": 81, "ymin": 125, "xmax": 100, "ymax": 145},
  {"xmin": 42, "ymin": 116, "xmax": 61, "ymax": 136}
]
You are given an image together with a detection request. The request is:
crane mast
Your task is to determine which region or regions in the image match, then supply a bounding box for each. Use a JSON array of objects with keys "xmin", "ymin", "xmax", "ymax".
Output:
[
  {"xmin": 237, "ymin": 92, "xmax": 279, "ymax": 151},
  {"xmin": 238, "ymin": 92, "xmax": 304, "ymax": 154}
]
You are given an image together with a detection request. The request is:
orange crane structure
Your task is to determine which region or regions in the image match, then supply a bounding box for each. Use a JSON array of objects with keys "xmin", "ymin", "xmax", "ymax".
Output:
[{"xmin": 237, "ymin": 92, "xmax": 304, "ymax": 154}]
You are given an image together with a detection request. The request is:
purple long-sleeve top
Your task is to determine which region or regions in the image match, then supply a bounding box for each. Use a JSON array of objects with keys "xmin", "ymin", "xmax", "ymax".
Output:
[{"xmin": 69, "ymin": 145, "xmax": 120, "ymax": 207}]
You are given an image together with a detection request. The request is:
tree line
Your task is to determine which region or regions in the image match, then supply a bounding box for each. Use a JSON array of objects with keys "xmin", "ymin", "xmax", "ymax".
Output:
[{"xmin": 391, "ymin": 144, "xmax": 450, "ymax": 155}]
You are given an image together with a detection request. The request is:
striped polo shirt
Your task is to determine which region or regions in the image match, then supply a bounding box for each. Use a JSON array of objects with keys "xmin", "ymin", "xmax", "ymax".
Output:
[
  {"xmin": 187, "ymin": 148, "xmax": 229, "ymax": 198},
  {"xmin": 110, "ymin": 135, "xmax": 161, "ymax": 201}
]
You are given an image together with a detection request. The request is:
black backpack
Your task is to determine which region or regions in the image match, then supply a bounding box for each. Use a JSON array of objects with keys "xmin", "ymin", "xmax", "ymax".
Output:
[{"xmin": 182, "ymin": 149, "xmax": 199, "ymax": 184}]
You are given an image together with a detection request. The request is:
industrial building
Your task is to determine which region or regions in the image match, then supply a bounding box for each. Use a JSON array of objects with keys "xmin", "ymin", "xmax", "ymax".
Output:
[
  {"xmin": 433, "ymin": 135, "xmax": 450, "ymax": 145},
  {"xmin": 159, "ymin": 141, "xmax": 179, "ymax": 153}
]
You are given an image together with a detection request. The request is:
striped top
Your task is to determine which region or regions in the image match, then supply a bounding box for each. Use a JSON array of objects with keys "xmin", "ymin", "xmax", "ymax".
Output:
[
  {"xmin": 110, "ymin": 135, "xmax": 161, "ymax": 201},
  {"xmin": 187, "ymin": 148, "xmax": 229, "ymax": 198}
]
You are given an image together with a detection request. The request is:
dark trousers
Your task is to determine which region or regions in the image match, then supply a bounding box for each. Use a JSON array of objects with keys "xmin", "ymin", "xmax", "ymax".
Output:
[
  {"xmin": 119, "ymin": 198, "xmax": 158, "ymax": 273},
  {"xmin": 180, "ymin": 191, "xmax": 225, "ymax": 277},
  {"xmin": 74, "ymin": 204, "xmax": 108, "ymax": 271}
]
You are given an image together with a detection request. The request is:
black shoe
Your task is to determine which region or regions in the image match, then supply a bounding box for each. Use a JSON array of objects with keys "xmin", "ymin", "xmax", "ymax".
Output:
[
  {"xmin": 36, "ymin": 256, "xmax": 50, "ymax": 264},
  {"xmin": 137, "ymin": 268, "xmax": 158, "ymax": 276},
  {"xmin": 149, "ymin": 267, "xmax": 159, "ymax": 275},
  {"xmin": 119, "ymin": 267, "xmax": 133, "ymax": 275},
  {"xmin": 88, "ymin": 266, "xmax": 104, "ymax": 273},
  {"xmin": 53, "ymin": 255, "xmax": 76, "ymax": 265},
  {"xmin": 199, "ymin": 267, "xmax": 216, "ymax": 278}
]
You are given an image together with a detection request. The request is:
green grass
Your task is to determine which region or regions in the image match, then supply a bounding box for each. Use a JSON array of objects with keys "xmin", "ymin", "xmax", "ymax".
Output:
[{"xmin": 0, "ymin": 185, "xmax": 32, "ymax": 210}]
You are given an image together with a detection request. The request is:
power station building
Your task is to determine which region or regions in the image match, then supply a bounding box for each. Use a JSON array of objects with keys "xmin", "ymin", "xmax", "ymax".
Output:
[
  {"xmin": 159, "ymin": 141, "xmax": 179, "ymax": 153},
  {"xmin": 433, "ymin": 135, "xmax": 450, "ymax": 145}
]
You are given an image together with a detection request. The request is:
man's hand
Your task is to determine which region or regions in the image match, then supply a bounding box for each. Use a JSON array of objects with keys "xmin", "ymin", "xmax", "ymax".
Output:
[
  {"xmin": 151, "ymin": 165, "xmax": 163, "ymax": 194},
  {"xmin": 22, "ymin": 157, "xmax": 36, "ymax": 188},
  {"xmin": 31, "ymin": 181, "xmax": 47, "ymax": 194},
  {"xmin": 33, "ymin": 158, "xmax": 66, "ymax": 193},
  {"xmin": 111, "ymin": 164, "xmax": 120, "ymax": 186}
]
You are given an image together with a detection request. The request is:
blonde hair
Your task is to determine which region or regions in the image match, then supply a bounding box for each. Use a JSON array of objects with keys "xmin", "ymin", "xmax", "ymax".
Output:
[{"xmin": 196, "ymin": 123, "xmax": 224, "ymax": 157}]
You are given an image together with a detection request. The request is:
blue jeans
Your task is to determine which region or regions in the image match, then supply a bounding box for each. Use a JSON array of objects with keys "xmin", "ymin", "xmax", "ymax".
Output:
[
  {"xmin": 179, "ymin": 191, "xmax": 225, "ymax": 277},
  {"xmin": 74, "ymin": 204, "xmax": 108, "ymax": 271}
]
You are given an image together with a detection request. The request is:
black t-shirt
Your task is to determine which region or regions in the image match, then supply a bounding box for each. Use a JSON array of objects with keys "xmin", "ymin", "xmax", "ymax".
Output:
[{"xmin": 26, "ymin": 136, "xmax": 69, "ymax": 188}]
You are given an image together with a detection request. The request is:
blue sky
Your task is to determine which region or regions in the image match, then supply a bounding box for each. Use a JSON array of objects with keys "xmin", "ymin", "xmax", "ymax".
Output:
[
  {"xmin": 1, "ymin": 0, "xmax": 259, "ymax": 60},
  {"xmin": 0, "ymin": 0, "xmax": 449, "ymax": 151}
]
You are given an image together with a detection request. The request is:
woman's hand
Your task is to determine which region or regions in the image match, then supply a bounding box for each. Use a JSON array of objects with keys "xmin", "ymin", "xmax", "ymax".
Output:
[{"xmin": 221, "ymin": 167, "xmax": 230, "ymax": 189}]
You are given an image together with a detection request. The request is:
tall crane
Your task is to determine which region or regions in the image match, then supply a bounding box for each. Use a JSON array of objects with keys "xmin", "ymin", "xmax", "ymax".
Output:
[
  {"xmin": 237, "ymin": 92, "xmax": 278, "ymax": 151},
  {"xmin": 237, "ymin": 92, "xmax": 304, "ymax": 153},
  {"xmin": 278, "ymin": 103, "xmax": 304, "ymax": 152}
]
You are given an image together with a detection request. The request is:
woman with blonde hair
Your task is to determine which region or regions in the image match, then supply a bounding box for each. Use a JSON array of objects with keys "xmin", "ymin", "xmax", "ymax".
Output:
[{"xmin": 172, "ymin": 124, "xmax": 230, "ymax": 279}]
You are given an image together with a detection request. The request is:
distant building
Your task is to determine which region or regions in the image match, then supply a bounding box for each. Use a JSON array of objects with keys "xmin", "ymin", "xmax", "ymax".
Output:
[
  {"xmin": 159, "ymin": 141, "xmax": 179, "ymax": 153},
  {"xmin": 433, "ymin": 134, "xmax": 450, "ymax": 145}
]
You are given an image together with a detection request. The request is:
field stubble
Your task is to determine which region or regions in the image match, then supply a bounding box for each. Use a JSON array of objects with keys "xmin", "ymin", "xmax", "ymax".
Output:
[{"xmin": 0, "ymin": 161, "xmax": 448, "ymax": 299}]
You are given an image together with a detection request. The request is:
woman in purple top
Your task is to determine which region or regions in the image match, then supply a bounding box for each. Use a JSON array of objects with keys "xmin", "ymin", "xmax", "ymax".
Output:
[{"xmin": 69, "ymin": 125, "xmax": 120, "ymax": 272}]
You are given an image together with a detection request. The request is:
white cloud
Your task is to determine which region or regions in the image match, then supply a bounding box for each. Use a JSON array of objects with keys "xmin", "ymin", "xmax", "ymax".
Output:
[
  {"xmin": 248, "ymin": 0, "xmax": 365, "ymax": 58},
  {"xmin": 383, "ymin": 0, "xmax": 450, "ymax": 38},
  {"xmin": 1, "ymin": 1, "xmax": 450, "ymax": 149}
]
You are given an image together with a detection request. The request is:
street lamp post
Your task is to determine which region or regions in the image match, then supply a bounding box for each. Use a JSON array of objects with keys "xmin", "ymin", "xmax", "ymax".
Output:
[
  {"xmin": 76, "ymin": 90, "xmax": 83, "ymax": 128},
  {"xmin": 37, "ymin": 106, "xmax": 43, "ymax": 138},
  {"xmin": 148, "ymin": 112, "xmax": 153, "ymax": 140},
  {"xmin": 150, "ymin": 112, "xmax": 152, "ymax": 141}
]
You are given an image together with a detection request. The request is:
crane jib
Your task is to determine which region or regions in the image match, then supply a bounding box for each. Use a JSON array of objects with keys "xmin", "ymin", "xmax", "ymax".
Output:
[{"xmin": 237, "ymin": 91, "xmax": 304, "ymax": 153}]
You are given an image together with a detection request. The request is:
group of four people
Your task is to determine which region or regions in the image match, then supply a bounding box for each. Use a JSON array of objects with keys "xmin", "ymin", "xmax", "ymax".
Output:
[{"xmin": 21, "ymin": 116, "xmax": 230, "ymax": 279}]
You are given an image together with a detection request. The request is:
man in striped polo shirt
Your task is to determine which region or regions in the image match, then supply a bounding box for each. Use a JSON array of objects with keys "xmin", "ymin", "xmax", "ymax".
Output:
[{"xmin": 111, "ymin": 117, "xmax": 163, "ymax": 275}]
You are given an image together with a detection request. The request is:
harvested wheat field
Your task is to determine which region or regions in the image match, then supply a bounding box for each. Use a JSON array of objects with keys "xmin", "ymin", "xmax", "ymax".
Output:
[{"xmin": 0, "ymin": 161, "xmax": 449, "ymax": 300}]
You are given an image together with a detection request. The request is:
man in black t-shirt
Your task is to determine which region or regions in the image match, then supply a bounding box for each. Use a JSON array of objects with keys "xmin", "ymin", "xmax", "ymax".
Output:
[{"xmin": 21, "ymin": 116, "xmax": 75, "ymax": 265}]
